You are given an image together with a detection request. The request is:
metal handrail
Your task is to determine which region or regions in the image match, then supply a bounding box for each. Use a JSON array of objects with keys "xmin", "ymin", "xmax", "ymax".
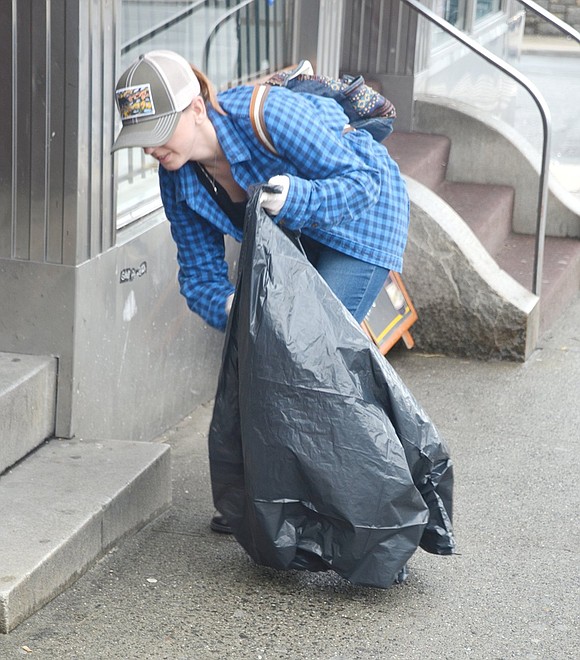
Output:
[
  {"xmin": 122, "ymin": 0, "xmax": 278, "ymax": 85},
  {"xmin": 202, "ymin": 0, "xmax": 256, "ymax": 74},
  {"xmin": 517, "ymin": 0, "xmax": 580, "ymax": 44},
  {"xmin": 121, "ymin": 0, "xmax": 207, "ymax": 56},
  {"xmin": 202, "ymin": 0, "xmax": 284, "ymax": 85},
  {"xmin": 401, "ymin": 0, "xmax": 552, "ymax": 297}
]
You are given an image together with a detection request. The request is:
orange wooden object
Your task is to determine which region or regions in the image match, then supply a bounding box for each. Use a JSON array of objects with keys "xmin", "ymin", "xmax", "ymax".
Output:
[{"xmin": 361, "ymin": 272, "xmax": 418, "ymax": 355}]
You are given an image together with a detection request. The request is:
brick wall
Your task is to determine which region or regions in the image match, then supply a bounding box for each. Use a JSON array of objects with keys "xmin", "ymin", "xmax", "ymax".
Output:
[{"xmin": 524, "ymin": 0, "xmax": 580, "ymax": 35}]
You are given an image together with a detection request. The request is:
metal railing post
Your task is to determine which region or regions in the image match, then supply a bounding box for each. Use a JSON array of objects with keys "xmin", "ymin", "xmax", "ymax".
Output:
[{"xmin": 401, "ymin": 0, "xmax": 553, "ymax": 297}]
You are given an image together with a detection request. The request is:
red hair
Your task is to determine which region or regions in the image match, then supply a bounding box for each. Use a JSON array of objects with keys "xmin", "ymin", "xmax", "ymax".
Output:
[{"xmin": 191, "ymin": 65, "xmax": 226, "ymax": 115}]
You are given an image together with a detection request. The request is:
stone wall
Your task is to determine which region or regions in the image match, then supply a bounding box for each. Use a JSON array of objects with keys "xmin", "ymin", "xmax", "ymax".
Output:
[{"xmin": 524, "ymin": 0, "xmax": 580, "ymax": 35}]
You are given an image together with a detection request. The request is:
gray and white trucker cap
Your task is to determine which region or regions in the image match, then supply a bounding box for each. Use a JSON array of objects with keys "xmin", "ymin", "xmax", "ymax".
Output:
[{"xmin": 112, "ymin": 50, "xmax": 200, "ymax": 152}]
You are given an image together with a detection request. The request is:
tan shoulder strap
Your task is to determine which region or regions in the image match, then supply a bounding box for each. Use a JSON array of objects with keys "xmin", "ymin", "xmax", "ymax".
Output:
[{"xmin": 250, "ymin": 84, "xmax": 279, "ymax": 156}]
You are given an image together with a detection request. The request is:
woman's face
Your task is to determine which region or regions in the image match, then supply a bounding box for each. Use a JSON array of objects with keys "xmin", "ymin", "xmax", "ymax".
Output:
[{"xmin": 143, "ymin": 98, "xmax": 208, "ymax": 171}]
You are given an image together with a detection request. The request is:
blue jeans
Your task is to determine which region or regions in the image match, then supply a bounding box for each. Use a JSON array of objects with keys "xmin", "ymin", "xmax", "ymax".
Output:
[{"xmin": 301, "ymin": 236, "xmax": 389, "ymax": 323}]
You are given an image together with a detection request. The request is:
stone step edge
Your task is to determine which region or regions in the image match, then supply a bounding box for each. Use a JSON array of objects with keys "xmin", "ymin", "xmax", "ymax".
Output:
[
  {"xmin": 0, "ymin": 437, "xmax": 171, "ymax": 634},
  {"xmin": 0, "ymin": 353, "xmax": 58, "ymax": 474},
  {"xmin": 403, "ymin": 176, "xmax": 539, "ymax": 360}
]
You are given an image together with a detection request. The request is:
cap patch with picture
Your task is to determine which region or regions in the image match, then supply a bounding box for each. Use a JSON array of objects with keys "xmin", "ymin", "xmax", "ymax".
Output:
[{"xmin": 116, "ymin": 84, "xmax": 156, "ymax": 121}]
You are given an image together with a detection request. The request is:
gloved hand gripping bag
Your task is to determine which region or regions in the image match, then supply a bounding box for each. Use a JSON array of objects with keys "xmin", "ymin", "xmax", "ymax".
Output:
[{"xmin": 209, "ymin": 192, "xmax": 455, "ymax": 588}]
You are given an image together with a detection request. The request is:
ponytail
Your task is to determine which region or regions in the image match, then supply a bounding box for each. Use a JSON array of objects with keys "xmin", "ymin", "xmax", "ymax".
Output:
[{"xmin": 191, "ymin": 65, "xmax": 227, "ymax": 116}]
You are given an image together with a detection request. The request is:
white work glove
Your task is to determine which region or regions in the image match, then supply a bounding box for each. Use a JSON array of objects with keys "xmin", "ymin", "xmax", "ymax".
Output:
[
  {"xmin": 259, "ymin": 175, "xmax": 290, "ymax": 216},
  {"xmin": 225, "ymin": 293, "xmax": 234, "ymax": 316}
]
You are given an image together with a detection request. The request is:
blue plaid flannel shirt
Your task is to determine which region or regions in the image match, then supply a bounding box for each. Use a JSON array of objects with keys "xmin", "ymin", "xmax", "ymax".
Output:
[{"xmin": 159, "ymin": 84, "xmax": 409, "ymax": 330}]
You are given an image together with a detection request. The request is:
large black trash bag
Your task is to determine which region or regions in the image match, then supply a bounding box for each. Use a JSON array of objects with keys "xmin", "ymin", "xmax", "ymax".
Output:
[{"xmin": 209, "ymin": 192, "xmax": 455, "ymax": 588}]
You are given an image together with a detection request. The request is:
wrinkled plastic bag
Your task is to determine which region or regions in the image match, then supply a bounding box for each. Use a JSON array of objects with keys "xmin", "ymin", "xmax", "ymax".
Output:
[{"xmin": 208, "ymin": 191, "xmax": 455, "ymax": 588}]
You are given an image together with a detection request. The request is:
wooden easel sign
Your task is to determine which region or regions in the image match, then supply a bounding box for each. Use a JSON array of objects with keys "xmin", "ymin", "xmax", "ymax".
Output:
[{"xmin": 362, "ymin": 272, "xmax": 418, "ymax": 355}]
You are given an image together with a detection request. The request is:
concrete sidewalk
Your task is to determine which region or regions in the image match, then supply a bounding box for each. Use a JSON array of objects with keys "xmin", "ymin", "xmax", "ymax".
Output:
[
  {"xmin": 1, "ymin": 294, "xmax": 579, "ymax": 659},
  {"xmin": 519, "ymin": 35, "xmax": 580, "ymax": 196},
  {"xmin": 521, "ymin": 34, "xmax": 580, "ymax": 57}
]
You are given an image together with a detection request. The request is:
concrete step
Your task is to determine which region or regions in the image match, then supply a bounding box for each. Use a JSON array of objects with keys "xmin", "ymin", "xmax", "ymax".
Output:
[
  {"xmin": 387, "ymin": 131, "xmax": 450, "ymax": 190},
  {"xmin": 437, "ymin": 181, "xmax": 515, "ymax": 256},
  {"xmin": 494, "ymin": 233, "xmax": 580, "ymax": 336},
  {"xmin": 0, "ymin": 353, "xmax": 57, "ymax": 474},
  {"xmin": 0, "ymin": 437, "xmax": 171, "ymax": 633}
]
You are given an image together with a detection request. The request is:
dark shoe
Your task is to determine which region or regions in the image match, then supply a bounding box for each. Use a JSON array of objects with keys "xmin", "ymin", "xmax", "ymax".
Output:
[
  {"xmin": 394, "ymin": 564, "xmax": 409, "ymax": 584},
  {"xmin": 210, "ymin": 514, "xmax": 232, "ymax": 534}
]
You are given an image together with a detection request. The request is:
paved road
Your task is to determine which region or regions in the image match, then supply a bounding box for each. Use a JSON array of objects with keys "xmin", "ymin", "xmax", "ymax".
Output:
[
  {"xmin": 1, "ymin": 292, "xmax": 578, "ymax": 659},
  {"xmin": 516, "ymin": 45, "xmax": 580, "ymax": 195},
  {"xmin": 517, "ymin": 53, "xmax": 580, "ymax": 162}
]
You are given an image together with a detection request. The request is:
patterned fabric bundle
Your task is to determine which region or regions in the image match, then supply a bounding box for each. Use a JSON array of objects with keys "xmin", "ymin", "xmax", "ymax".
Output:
[
  {"xmin": 266, "ymin": 70, "xmax": 396, "ymax": 121},
  {"xmin": 263, "ymin": 66, "xmax": 397, "ymax": 143},
  {"xmin": 339, "ymin": 73, "xmax": 396, "ymax": 119}
]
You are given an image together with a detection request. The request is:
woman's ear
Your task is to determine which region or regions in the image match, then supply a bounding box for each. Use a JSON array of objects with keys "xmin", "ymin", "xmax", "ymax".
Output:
[{"xmin": 190, "ymin": 96, "xmax": 207, "ymax": 124}]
